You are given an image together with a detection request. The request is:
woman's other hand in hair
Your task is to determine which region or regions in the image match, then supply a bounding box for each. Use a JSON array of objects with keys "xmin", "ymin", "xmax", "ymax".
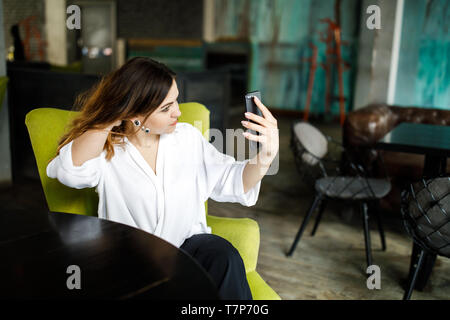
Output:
[{"xmin": 72, "ymin": 120, "xmax": 121, "ymax": 166}]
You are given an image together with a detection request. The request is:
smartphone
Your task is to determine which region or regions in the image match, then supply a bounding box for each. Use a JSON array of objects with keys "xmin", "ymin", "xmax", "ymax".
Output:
[{"xmin": 245, "ymin": 91, "xmax": 263, "ymax": 150}]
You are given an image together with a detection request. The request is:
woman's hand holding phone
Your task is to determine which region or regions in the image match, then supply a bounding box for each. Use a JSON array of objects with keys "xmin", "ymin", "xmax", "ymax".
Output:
[{"xmin": 242, "ymin": 95, "xmax": 279, "ymax": 164}]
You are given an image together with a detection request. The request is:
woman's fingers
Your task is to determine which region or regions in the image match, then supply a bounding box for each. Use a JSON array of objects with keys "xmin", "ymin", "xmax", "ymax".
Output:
[
  {"xmin": 243, "ymin": 131, "xmax": 265, "ymax": 142},
  {"xmin": 244, "ymin": 112, "xmax": 272, "ymax": 128},
  {"xmin": 245, "ymin": 97, "xmax": 277, "ymax": 128},
  {"xmin": 253, "ymin": 97, "xmax": 277, "ymax": 124},
  {"xmin": 241, "ymin": 120, "xmax": 267, "ymax": 135}
]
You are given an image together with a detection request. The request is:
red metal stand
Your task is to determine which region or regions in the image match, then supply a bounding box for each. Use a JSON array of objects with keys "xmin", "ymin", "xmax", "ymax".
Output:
[
  {"xmin": 303, "ymin": 43, "xmax": 318, "ymax": 121},
  {"xmin": 319, "ymin": 18, "xmax": 350, "ymax": 125},
  {"xmin": 19, "ymin": 15, "xmax": 47, "ymax": 61}
]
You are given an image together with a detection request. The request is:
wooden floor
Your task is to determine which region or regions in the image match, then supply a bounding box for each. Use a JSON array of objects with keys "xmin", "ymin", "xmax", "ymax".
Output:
[
  {"xmin": 2, "ymin": 110, "xmax": 449, "ymax": 300},
  {"xmin": 208, "ymin": 111, "xmax": 450, "ymax": 300}
]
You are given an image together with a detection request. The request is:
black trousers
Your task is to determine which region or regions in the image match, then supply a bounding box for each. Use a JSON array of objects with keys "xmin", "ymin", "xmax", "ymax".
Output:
[{"xmin": 180, "ymin": 233, "xmax": 253, "ymax": 300}]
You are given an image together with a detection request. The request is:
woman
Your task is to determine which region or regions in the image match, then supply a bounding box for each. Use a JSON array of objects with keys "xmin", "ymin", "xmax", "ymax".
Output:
[{"xmin": 47, "ymin": 57, "xmax": 279, "ymax": 300}]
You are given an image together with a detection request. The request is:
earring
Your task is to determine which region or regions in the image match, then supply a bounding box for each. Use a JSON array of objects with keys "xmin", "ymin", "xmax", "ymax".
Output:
[{"xmin": 132, "ymin": 119, "xmax": 151, "ymax": 134}]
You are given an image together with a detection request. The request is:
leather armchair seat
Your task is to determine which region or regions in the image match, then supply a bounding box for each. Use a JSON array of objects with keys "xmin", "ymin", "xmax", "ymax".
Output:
[{"xmin": 343, "ymin": 104, "xmax": 450, "ymax": 213}]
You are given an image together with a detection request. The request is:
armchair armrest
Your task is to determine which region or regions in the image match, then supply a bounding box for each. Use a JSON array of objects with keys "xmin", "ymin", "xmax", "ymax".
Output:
[{"xmin": 206, "ymin": 215, "xmax": 260, "ymax": 273}]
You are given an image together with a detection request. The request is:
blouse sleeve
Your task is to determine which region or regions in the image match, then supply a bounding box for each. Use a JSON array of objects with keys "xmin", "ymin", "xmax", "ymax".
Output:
[
  {"xmin": 193, "ymin": 126, "xmax": 261, "ymax": 207},
  {"xmin": 46, "ymin": 140, "xmax": 105, "ymax": 189}
]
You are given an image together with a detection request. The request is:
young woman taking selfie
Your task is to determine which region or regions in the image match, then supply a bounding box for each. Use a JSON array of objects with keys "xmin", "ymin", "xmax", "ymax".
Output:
[{"xmin": 47, "ymin": 57, "xmax": 279, "ymax": 300}]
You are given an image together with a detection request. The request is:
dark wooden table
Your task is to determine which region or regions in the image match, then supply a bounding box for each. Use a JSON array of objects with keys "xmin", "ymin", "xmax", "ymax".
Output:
[
  {"xmin": 0, "ymin": 209, "xmax": 219, "ymax": 299},
  {"xmin": 376, "ymin": 122, "xmax": 450, "ymax": 291},
  {"xmin": 376, "ymin": 123, "xmax": 450, "ymax": 177}
]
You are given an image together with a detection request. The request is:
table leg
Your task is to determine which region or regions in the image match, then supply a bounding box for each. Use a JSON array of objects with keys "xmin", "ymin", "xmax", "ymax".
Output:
[
  {"xmin": 406, "ymin": 242, "xmax": 436, "ymax": 291},
  {"xmin": 423, "ymin": 155, "xmax": 447, "ymax": 178}
]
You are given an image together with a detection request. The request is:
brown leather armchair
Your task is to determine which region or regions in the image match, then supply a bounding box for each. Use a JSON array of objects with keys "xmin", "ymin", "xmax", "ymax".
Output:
[{"xmin": 343, "ymin": 104, "xmax": 450, "ymax": 213}]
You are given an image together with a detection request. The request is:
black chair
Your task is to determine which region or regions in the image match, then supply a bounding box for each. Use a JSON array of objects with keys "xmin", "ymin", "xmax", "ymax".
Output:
[
  {"xmin": 287, "ymin": 121, "xmax": 391, "ymax": 268},
  {"xmin": 401, "ymin": 177, "xmax": 450, "ymax": 300}
]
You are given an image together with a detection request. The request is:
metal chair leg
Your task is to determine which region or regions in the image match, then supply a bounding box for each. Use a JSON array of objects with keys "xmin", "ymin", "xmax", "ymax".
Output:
[
  {"xmin": 311, "ymin": 199, "xmax": 327, "ymax": 236},
  {"xmin": 406, "ymin": 243, "xmax": 437, "ymax": 291},
  {"xmin": 373, "ymin": 201, "xmax": 387, "ymax": 251},
  {"xmin": 403, "ymin": 248, "xmax": 426, "ymax": 300},
  {"xmin": 361, "ymin": 202, "xmax": 373, "ymax": 268},
  {"xmin": 287, "ymin": 193, "xmax": 323, "ymax": 257}
]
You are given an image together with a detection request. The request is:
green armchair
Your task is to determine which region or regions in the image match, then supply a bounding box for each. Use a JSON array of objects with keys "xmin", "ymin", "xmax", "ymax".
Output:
[
  {"xmin": 0, "ymin": 76, "xmax": 8, "ymax": 110},
  {"xmin": 25, "ymin": 103, "xmax": 280, "ymax": 300}
]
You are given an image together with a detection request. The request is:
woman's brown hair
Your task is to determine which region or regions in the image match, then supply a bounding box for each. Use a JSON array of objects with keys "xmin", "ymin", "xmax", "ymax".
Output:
[{"xmin": 54, "ymin": 57, "xmax": 176, "ymax": 161}]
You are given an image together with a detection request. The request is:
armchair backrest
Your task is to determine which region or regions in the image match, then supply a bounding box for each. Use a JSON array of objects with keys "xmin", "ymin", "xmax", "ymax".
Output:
[
  {"xmin": 25, "ymin": 102, "xmax": 210, "ymax": 216},
  {"xmin": 402, "ymin": 177, "xmax": 450, "ymax": 258}
]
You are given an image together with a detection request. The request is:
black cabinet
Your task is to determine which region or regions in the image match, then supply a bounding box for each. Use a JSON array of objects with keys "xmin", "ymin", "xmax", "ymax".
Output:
[{"xmin": 177, "ymin": 70, "xmax": 230, "ymax": 135}]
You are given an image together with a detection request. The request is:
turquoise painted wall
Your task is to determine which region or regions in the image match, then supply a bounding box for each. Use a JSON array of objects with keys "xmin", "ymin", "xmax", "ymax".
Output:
[
  {"xmin": 395, "ymin": 0, "xmax": 450, "ymax": 109},
  {"xmin": 215, "ymin": 0, "xmax": 360, "ymax": 116}
]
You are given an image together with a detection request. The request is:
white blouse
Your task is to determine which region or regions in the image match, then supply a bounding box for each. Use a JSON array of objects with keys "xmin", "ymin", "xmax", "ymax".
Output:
[{"xmin": 46, "ymin": 122, "xmax": 261, "ymax": 247}]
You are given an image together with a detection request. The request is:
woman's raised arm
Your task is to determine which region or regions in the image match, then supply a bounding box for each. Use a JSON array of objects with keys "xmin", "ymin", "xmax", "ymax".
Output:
[{"xmin": 71, "ymin": 120, "xmax": 121, "ymax": 167}]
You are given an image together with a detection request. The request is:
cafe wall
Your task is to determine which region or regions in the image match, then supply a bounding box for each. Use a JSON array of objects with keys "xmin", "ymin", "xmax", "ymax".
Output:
[
  {"xmin": 2, "ymin": 0, "xmax": 46, "ymax": 61},
  {"xmin": 214, "ymin": 0, "xmax": 361, "ymax": 116},
  {"xmin": 395, "ymin": 0, "xmax": 449, "ymax": 110}
]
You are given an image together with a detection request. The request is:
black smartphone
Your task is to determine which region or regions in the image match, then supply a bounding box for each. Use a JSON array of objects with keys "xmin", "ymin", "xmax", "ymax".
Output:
[{"xmin": 245, "ymin": 91, "xmax": 263, "ymax": 150}]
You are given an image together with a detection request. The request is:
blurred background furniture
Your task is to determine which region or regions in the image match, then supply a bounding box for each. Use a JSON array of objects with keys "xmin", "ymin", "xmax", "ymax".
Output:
[
  {"xmin": 344, "ymin": 104, "xmax": 450, "ymax": 214},
  {"xmin": 375, "ymin": 122, "xmax": 450, "ymax": 178},
  {"xmin": 287, "ymin": 120, "xmax": 391, "ymax": 268},
  {"xmin": 374, "ymin": 121, "xmax": 450, "ymax": 293},
  {"xmin": 7, "ymin": 63, "xmax": 100, "ymax": 182},
  {"xmin": 25, "ymin": 103, "xmax": 280, "ymax": 300},
  {"xmin": 401, "ymin": 177, "xmax": 450, "ymax": 300}
]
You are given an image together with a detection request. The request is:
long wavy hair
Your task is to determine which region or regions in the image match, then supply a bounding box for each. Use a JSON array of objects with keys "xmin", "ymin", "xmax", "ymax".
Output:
[{"xmin": 53, "ymin": 57, "xmax": 176, "ymax": 161}]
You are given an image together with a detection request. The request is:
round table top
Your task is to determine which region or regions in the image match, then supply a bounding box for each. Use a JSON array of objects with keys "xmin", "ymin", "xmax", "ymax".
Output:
[{"xmin": 0, "ymin": 209, "xmax": 219, "ymax": 299}]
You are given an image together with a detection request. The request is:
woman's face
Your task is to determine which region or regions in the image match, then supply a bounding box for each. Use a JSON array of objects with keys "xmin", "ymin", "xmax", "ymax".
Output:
[{"xmin": 137, "ymin": 79, "xmax": 181, "ymax": 135}]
